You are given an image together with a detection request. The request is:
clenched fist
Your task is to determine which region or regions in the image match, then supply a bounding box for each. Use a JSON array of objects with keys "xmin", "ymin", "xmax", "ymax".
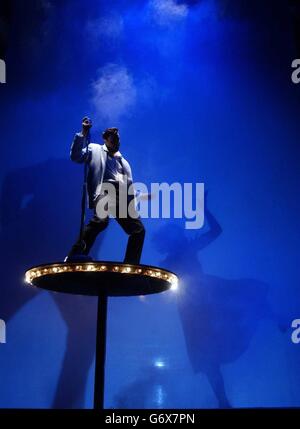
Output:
[{"xmin": 82, "ymin": 116, "xmax": 92, "ymax": 136}]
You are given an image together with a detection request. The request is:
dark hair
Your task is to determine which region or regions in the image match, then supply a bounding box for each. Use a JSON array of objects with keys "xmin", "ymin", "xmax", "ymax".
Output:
[{"xmin": 102, "ymin": 127, "xmax": 120, "ymax": 144}]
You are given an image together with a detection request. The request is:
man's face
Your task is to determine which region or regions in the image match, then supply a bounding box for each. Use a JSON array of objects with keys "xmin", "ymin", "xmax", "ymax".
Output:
[{"xmin": 104, "ymin": 135, "xmax": 120, "ymax": 153}]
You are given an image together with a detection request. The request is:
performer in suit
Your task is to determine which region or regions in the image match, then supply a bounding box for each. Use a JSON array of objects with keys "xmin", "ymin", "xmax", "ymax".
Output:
[{"xmin": 66, "ymin": 117, "xmax": 145, "ymax": 264}]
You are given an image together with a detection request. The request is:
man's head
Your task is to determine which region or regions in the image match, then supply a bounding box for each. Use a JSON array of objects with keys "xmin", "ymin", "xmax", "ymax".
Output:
[{"xmin": 102, "ymin": 127, "xmax": 120, "ymax": 153}]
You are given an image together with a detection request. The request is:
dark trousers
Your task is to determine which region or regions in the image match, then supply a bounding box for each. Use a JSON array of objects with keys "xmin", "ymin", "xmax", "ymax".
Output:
[{"xmin": 68, "ymin": 192, "xmax": 145, "ymax": 265}]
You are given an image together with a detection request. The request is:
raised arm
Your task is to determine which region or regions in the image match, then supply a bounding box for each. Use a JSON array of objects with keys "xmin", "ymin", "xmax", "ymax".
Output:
[
  {"xmin": 70, "ymin": 132, "xmax": 90, "ymax": 164},
  {"xmin": 70, "ymin": 116, "xmax": 93, "ymax": 163},
  {"xmin": 190, "ymin": 193, "xmax": 222, "ymax": 251}
]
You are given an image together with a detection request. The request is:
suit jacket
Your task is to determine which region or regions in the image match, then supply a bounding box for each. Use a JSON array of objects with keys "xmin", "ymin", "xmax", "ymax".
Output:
[{"xmin": 70, "ymin": 132, "xmax": 134, "ymax": 209}]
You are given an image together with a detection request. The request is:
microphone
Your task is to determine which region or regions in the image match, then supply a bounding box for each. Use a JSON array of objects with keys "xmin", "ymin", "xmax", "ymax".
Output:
[{"xmin": 82, "ymin": 116, "xmax": 92, "ymax": 144}]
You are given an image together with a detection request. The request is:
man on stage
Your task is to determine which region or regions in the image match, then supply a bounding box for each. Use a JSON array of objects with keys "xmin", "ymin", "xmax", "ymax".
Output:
[{"xmin": 65, "ymin": 117, "xmax": 145, "ymax": 264}]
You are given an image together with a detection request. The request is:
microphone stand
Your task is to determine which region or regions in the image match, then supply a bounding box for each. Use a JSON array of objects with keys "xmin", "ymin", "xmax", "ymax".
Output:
[{"xmin": 79, "ymin": 130, "xmax": 91, "ymax": 246}]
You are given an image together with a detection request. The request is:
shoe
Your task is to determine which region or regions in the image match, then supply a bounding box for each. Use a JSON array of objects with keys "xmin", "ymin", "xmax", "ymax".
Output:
[{"xmin": 64, "ymin": 254, "xmax": 94, "ymax": 263}]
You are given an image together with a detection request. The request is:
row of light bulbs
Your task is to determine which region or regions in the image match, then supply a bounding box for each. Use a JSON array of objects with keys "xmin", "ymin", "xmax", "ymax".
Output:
[{"xmin": 25, "ymin": 263, "xmax": 178, "ymax": 289}]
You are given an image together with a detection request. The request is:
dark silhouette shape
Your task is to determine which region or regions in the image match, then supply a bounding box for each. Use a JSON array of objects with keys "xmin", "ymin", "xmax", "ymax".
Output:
[
  {"xmin": 152, "ymin": 193, "xmax": 286, "ymax": 408},
  {"xmin": 113, "ymin": 365, "xmax": 170, "ymax": 409},
  {"xmin": 0, "ymin": 159, "xmax": 106, "ymax": 408}
]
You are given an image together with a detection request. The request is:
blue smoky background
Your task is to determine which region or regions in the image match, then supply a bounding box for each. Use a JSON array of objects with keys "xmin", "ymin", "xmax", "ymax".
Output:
[{"xmin": 0, "ymin": 0, "xmax": 300, "ymax": 408}]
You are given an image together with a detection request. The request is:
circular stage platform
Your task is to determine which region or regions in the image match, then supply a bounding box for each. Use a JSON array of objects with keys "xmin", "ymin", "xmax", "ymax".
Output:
[
  {"xmin": 24, "ymin": 261, "xmax": 178, "ymax": 297},
  {"xmin": 24, "ymin": 260, "xmax": 178, "ymax": 409}
]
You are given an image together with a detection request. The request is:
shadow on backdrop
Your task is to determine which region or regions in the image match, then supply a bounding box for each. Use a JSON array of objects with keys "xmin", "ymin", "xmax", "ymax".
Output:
[
  {"xmin": 114, "ymin": 365, "xmax": 170, "ymax": 409},
  {"xmin": 0, "ymin": 158, "xmax": 107, "ymax": 408},
  {"xmin": 151, "ymin": 193, "xmax": 287, "ymax": 408}
]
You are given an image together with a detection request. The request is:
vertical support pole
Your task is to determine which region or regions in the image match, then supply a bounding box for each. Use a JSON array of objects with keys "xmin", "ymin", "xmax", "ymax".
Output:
[{"xmin": 93, "ymin": 294, "xmax": 108, "ymax": 410}]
